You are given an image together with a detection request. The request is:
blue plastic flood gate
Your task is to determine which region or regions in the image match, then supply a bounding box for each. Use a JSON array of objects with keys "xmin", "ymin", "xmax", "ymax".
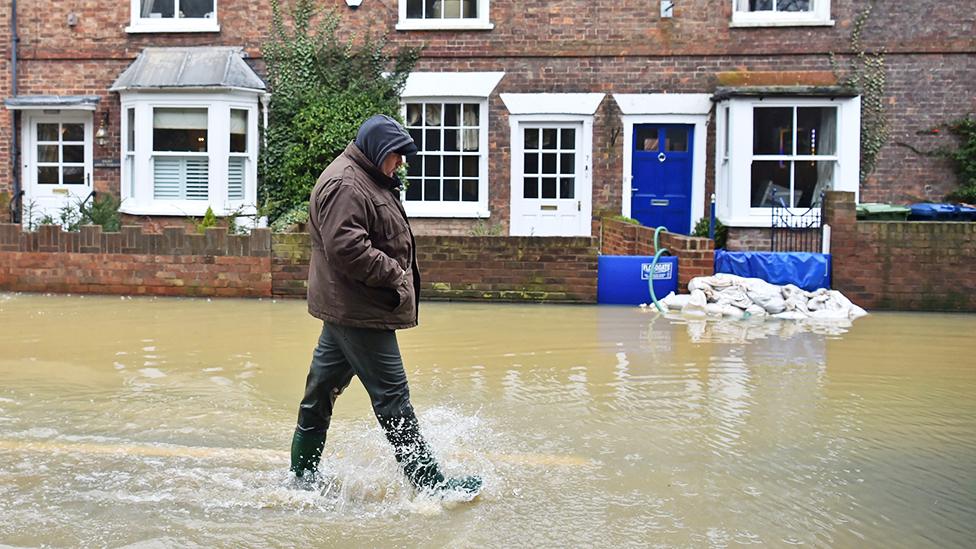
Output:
[
  {"xmin": 714, "ymin": 250, "xmax": 831, "ymax": 291},
  {"xmin": 597, "ymin": 255, "xmax": 679, "ymax": 305}
]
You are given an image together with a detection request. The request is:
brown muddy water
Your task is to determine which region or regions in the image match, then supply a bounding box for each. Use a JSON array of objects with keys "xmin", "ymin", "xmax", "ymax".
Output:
[{"xmin": 0, "ymin": 293, "xmax": 974, "ymax": 548}]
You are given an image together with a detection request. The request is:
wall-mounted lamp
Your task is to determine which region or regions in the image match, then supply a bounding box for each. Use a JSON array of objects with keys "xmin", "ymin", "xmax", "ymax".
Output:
[
  {"xmin": 95, "ymin": 111, "xmax": 109, "ymax": 146},
  {"xmin": 346, "ymin": 0, "xmax": 363, "ymax": 8}
]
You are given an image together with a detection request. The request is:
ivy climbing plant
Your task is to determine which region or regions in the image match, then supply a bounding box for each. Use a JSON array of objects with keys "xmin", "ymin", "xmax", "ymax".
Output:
[
  {"xmin": 259, "ymin": 0, "xmax": 420, "ymax": 223},
  {"xmin": 944, "ymin": 117, "xmax": 976, "ymax": 203},
  {"xmin": 830, "ymin": 0, "xmax": 888, "ymax": 184}
]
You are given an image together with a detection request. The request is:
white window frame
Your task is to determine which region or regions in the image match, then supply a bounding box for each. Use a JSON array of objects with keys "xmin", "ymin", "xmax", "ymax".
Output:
[
  {"xmin": 398, "ymin": 72, "xmax": 504, "ymax": 218},
  {"xmin": 715, "ymin": 95, "xmax": 860, "ymax": 228},
  {"xmin": 400, "ymin": 98, "xmax": 489, "ymax": 218},
  {"xmin": 126, "ymin": 0, "xmax": 220, "ymax": 33},
  {"xmin": 730, "ymin": 0, "xmax": 833, "ymax": 28},
  {"xmin": 397, "ymin": 0, "xmax": 493, "ymax": 31},
  {"xmin": 119, "ymin": 90, "xmax": 259, "ymax": 218}
]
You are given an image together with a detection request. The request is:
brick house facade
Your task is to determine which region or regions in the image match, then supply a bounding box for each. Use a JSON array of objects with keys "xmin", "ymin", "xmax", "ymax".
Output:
[{"xmin": 0, "ymin": 1, "xmax": 973, "ymax": 247}]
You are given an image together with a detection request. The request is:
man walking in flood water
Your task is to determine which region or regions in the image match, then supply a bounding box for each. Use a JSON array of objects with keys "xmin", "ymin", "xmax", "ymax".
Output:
[{"xmin": 289, "ymin": 114, "xmax": 481, "ymax": 497}]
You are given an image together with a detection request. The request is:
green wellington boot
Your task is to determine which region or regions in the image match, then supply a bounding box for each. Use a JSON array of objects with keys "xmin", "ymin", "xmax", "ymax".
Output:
[
  {"xmin": 382, "ymin": 415, "xmax": 482, "ymax": 498},
  {"xmin": 290, "ymin": 430, "xmax": 326, "ymax": 478}
]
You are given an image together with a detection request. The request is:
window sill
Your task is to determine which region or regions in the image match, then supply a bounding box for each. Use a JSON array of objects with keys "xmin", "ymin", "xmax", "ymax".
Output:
[
  {"xmin": 395, "ymin": 20, "xmax": 494, "ymax": 31},
  {"xmin": 730, "ymin": 17, "xmax": 834, "ymax": 28},
  {"xmin": 125, "ymin": 21, "xmax": 221, "ymax": 34},
  {"xmin": 120, "ymin": 202, "xmax": 252, "ymax": 217},
  {"xmin": 402, "ymin": 203, "xmax": 490, "ymax": 218},
  {"xmin": 720, "ymin": 209, "xmax": 823, "ymax": 228}
]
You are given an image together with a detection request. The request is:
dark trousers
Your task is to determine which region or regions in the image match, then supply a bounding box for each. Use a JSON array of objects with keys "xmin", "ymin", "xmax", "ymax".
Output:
[
  {"xmin": 293, "ymin": 322, "xmax": 445, "ymax": 486},
  {"xmin": 296, "ymin": 322, "xmax": 415, "ymax": 435}
]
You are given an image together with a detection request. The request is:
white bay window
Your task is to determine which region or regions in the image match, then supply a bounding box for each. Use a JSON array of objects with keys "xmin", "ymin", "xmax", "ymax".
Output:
[
  {"xmin": 731, "ymin": 0, "xmax": 832, "ymax": 27},
  {"xmin": 120, "ymin": 92, "xmax": 259, "ymax": 217},
  {"xmin": 715, "ymin": 93, "xmax": 860, "ymax": 227}
]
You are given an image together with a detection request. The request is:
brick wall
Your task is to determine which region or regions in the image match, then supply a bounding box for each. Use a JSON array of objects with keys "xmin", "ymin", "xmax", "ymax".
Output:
[
  {"xmin": 1, "ymin": 1, "xmax": 973, "ymax": 230},
  {"xmin": 823, "ymin": 191, "xmax": 976, "ymax": 312},
  {"xmin": 271, "ymin": 233, "xmax": 310, "ymax": 298},
  {"xmin": 0, "ymin": 224, "xmax": 272, "ymax": 297},
  {"xmin": 599, "ymin": 218, "xmax": 714, "ymax": 291},
  {"xmin": 0, "ymin": 224, "xmax": 599, "ymax": 302},
  {"xmin": 416, "ymin": 235, "xmax": 598, "ymax": 303},
  {"xmin": 267, "ymin": 232, "xmax": 599, "ymax": 303}
]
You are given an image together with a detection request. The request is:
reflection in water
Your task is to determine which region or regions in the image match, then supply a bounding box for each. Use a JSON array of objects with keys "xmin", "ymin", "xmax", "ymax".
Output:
[{"xmin": 0, "ymin": 294, "xmax": 974, "ymax": 547}]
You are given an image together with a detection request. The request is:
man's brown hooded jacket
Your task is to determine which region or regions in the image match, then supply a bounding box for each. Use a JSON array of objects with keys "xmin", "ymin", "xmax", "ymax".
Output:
[{"xmin": 306, "ymin": 141, "xmax": 420, "ymax": 330}]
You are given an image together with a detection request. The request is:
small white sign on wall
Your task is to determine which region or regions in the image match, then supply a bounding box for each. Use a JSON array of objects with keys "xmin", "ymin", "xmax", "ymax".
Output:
[{"xmin": 661, "ymin": 0, "xmax": 674, "ymax": 18}]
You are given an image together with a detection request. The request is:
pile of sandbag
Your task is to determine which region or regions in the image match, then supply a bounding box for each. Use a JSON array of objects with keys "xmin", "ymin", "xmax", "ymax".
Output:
[{"xmin": 656, "ymin": 273, "xmax": 867, "ymax": 321}]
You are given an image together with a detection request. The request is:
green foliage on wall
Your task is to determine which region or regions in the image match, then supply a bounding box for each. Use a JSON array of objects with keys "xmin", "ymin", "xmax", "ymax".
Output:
[
  {"xmin": 197, "ymin": 206, "xmax": 219, "ymax": 234},
  {"xmin": 944, "ymin": 116, "xmax": 976, "ymax": 203},
  {"xmin": 31, "ymin": 194, "xmax": 121, "ymax": 233},
  {"xmin": 79, "ymin": 194, "xmax": 122, "ymax": 233},
  {"xmin": 830, "ymin": 0, "xmax": 888, "ymax": 184},
  {"xmin": 259, "ymin": 0, "xmax": 421, "ymax": 223}
]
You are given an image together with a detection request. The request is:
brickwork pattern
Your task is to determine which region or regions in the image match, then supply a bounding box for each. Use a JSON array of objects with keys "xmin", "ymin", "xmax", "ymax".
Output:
[
  {"xmin": 600, "ymin": 218, "xmax": 714, "ymax": 291},
  {"xmin": 0, "ymin": 224, "xmax": 598, "ymax": 302},
  {"xmin": 823, "ymin": 192, "xmax": 976, "ymax": 312},
  {"xmin": 416, "ymin": 235, "xmax": 598, "ymax": 302},
  {"xmin": 0, "ymin": 224, "xmax": 272, "ymax": 297},
  {"xmin": 271, "ymin": 233, "xmax": 310, "ymax": 298},
  {"xmin": 0, "ymin": 1, "xmax": 972, "ymax": 228}
]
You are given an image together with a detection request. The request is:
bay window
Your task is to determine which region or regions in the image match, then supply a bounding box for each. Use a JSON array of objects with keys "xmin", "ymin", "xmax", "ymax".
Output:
[
  {"xmin": 715, "ymin": 94, "xmax": 860, "ymax": 227},
  {"xmin": 119, "ymin": 92, "xmax": 259, "ymax": 217}
]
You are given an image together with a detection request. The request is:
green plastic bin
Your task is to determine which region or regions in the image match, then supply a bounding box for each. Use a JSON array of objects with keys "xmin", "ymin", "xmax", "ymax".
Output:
[{"xmin": 856, "ymin": 203, "xmax": 911, "ymax": 221}]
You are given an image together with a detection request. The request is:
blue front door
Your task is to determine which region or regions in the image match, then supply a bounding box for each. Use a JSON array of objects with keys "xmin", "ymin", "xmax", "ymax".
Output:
[{"xmin": 631, "ymin": 124, "xmax": 694, "ymax": 234}]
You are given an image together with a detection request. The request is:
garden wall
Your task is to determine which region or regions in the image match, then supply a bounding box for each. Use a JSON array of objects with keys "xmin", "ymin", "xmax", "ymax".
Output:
[
  {"xmin": 0, "ymin": 224, "xmax": 599, "ymax": 303},
  {"xmin": 269, "ymin": 233, "xmax": 598, "ymax": 303},
  {"xmin": 599, "ymin": 218, "xmax": 715, "ymax": 291},
  {"xmin": 823, "ymin": 192, "xmax": 976, "ymax": 312},
  {"xmin": 0, "ymin": 224, "xmax": 272, "ymax": 297}
]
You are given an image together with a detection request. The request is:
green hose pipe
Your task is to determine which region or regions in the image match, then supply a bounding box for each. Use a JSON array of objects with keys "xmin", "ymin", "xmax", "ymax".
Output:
[{"xmin": 648, "ymin": 226, "xmax": 670, "ymax": 313}]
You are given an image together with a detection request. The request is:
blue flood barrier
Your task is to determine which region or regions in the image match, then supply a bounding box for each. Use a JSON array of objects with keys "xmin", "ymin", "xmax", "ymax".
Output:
[
  {"xmin": 714, "ymin": 250, "xmax": 831, "ymax": 291},
  {"xmin": 598, "ymin": 255, "xmax": 679, "ymax": 305}
]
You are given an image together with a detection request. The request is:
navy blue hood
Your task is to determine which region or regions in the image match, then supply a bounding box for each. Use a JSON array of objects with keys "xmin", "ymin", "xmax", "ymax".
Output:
[{"xmin": 354, "ymin": 114, "xmax": 418, "ymax": 170}]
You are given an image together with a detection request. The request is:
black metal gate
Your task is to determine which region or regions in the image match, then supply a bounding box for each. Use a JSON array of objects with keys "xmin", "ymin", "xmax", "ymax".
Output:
[{"xmin": 770, "ymin": 194, "xmax": 823, "ymax": 253}]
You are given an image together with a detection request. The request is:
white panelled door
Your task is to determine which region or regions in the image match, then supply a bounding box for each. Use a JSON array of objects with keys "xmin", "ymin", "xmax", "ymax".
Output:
[
  {"xmin": 23, "ymin": 113, "xmax": 93, "ymax": 225},
  {"xmin": 510, "ymin": 121, "xmax": 592, "ymax": 236}
]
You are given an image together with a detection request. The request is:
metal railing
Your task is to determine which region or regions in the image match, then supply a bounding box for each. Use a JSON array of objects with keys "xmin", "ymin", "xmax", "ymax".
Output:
[{"xmin": 770, "ymin": 192, "xmax": 823, "ymax": 253}]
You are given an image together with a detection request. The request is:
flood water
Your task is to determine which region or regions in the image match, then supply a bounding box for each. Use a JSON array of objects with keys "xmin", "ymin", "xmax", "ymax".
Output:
[{"xmin": 0, "ymin": 293, "xmax": 974, "ymax": 548}]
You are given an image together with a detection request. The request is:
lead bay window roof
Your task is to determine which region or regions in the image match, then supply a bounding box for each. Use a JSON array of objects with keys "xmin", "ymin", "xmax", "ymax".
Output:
[{"xmin": 110, "ymin": 47, "xmax": 266, "ymax": 92}]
